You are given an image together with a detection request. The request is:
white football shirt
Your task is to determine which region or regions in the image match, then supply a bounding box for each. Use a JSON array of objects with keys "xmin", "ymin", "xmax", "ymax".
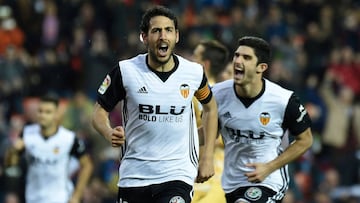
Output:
[
  {"xmin": 22, "ymin": 124, "xmax": 84, "ymax": 203},
  {"xmin": 212, "ymin": 79, "xmax": 311, "ymax": 200},
  {"xmin": 97, "ymin": 54, "xmax": 212, "ymax": 187}
]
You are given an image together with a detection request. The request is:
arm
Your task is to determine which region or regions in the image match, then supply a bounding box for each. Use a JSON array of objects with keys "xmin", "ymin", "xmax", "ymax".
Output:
[
  {"xmin": 196, "ymin": 96, "xmax": 218, "ymax": 183},
  {"xmin": 69, "ymin": 154, "xmax": 93, "ymax": 203},
  {"xmin": 92, "ymin": 102, "xmax": 124, "ymax": 147},
  {"xmin": 245, "ymin": 128, "xmax": 313, "ymax": 183},
  {"xmin": 192, "ymin": 97, "xmax": 203, "ymax": 128},
  {"xmin": 319, "ymin": 70, "xmax": 336, "ymax": 107},
  {"xmin": 4, "ymin": 138, "xmax": 25, "ymax": 167},
  {"xmin": 246, "ymin": 93, "xmax": 313, "ymax": 183}
]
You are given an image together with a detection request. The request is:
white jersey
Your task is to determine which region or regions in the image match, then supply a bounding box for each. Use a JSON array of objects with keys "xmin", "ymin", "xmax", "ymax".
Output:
[
  {"xmin": 22, "ymin": 124, "xmax": 81, "ymax": 203},
  {"xmin": 212, "ymin": 79, "xmax": 294, "ymax": 197},
  {"xmin": 97, "ymin": 54, "xmax": 211, "ymax": 187}
]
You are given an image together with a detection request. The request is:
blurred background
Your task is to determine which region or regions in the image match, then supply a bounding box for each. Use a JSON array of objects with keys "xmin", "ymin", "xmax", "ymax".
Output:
[{"xmin": 0, "ymin": 0, "xmax": 359, "ymax": 202}]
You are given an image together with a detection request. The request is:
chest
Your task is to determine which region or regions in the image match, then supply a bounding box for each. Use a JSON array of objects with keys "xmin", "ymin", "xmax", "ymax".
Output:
[
  {"xmin": 218, "ymin": 96, "xmax": 286, "ymax": 136},
  {"xmin": 24, "ymin": 135, "xmax": 73, "ymax": 164},
  {"xmin": 122, "ymin": 68, "xmax": 201, "ymax": 109}
]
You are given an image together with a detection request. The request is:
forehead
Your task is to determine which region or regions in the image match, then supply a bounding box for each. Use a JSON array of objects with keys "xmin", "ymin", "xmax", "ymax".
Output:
[
  {"xmin": 235, "ymin": 45, "xmax": 255, "ymax": 56},
  {"xmin": 38, "ymin": 102, "xmax": 57, "ymax": 110},
  {"xmin": 149, "ymin": 15, "xmax": 175, "ymax": 29}
]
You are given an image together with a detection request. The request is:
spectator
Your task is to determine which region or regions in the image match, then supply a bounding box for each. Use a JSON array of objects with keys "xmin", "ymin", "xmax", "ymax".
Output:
[{"xmin": 0, "ymin": 6, "xmax": 24, "ymax": 57}]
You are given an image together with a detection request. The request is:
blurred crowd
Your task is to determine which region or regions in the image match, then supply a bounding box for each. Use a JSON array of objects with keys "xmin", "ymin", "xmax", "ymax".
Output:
[{"xmin": 0, "ymin": 0, "xmax": 360, "ymax": 202}]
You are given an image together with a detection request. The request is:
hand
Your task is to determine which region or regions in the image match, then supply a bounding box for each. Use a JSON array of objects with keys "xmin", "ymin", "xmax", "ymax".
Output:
[
  {"xmin": 109, "ymin": 126, "xmax": 125, "ymax": 147},
  {"xmin": 195, "ymin": 158, "xmax": 214, "ymax": 183},
  {"xmin": 13, "ymin": 138, "xmax": 25, "ymax": 151},
  {"xmin": 244, "ymin": 162, "xmax": 271, "ymax": 183},
  {"xmin": 68, "ymin": 195, "xmax": 80, "ymax": 203}
]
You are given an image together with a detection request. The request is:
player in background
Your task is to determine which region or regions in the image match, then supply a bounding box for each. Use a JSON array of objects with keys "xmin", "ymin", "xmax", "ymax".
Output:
[
  {"xmin": 91, "ymin": 5, "xmax": 218, "ymax": 203},
  {"xmin": 5, "ymin": 93, "xmax": 93, "ymax": 203},
  {"xmin": 191, "ymin": 39, "xmax": 229, "ymax": 203},
  {"xmin": 212, "ymin": 36, "xmax": 313, "ymax": 203}
]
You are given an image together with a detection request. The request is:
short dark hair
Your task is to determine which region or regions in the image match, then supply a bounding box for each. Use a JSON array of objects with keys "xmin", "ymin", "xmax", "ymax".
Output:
[
  {"xmin": 139, "ymin": 5, "xmax": 178, "ymax": 34},
  {"xmin": 199, "ymin": 40, "xmax": 229, "ymax": 77},
  {"xmin": 238, "ymin": 36, "xmax": 271, "ymax": 65},
  {"xmin": 40, "ymin": 92, "xmax": 59, "ymax": 107}
]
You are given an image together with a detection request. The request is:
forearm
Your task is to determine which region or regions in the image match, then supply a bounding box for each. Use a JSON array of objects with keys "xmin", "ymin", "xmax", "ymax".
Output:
[
  {"xmin": 201, "ymin": 99, "xmax": 218, "ymax": 160},
  {"xmin": 267, "ymin": 128, "xmax": 313, "ymax": 172},
  {"xmin": 92, "ymin": 102, "xmax": 113, "ymax": 142},
  {"xmin": 198, "ymin": 127, "xmax": 205, "ymax": 146},
  {"xmin": 72, "ymin": 155, "xmax": 93, "ymax": 200},
  {"xmin": 4, "ymin": 148, "xmax": 20, "ymax": 167}
]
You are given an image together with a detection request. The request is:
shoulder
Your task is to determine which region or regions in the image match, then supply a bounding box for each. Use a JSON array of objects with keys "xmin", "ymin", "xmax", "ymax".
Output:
[
  {"xmin": 264, "ymin": 79, "xmax": 293, "ymax": 100},
  {"xmin": 175, "ymin": 54, "xmax": 203, "ymax": 72},
  {"xmin": 23, "ymin": 124, "xmax": 40, "ymax": 134},
  {"xmin": 119, "ymin": 54, "xmax": 147, "ymax": 68},
  {"xmin": 58, "ymin": 126, "xmax": 76, "ymax": 138},
  {"xmin": 212, "ymin": 79, "xmax": 233, "ymax": 94}
]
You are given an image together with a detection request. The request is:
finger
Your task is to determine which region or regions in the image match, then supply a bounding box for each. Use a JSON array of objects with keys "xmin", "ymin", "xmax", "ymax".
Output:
[
  {"xmin": 196, "ymin": 177, "xmax": 205, "ymax": 183},
  {"xmin": 112, "ymin": 137, "xmax": 124, "ymax": 143},
  {"xmin": 112, "ymin": 142, "xmax": 123, "ymax": 147},
  {"xmin": 112, "ymin": 133, "xmax": 124, "ymax": 139},
  {"xmin": 245, "ymin": 170, "xmax": 256, "ymax": 176},
  {"xmin": 248, "ymin": 178, "xmax": 260, "ymax": 183},
  {"xmin": 114, "ymin": 126, "xmax": 124, "ymax": 132},
  {"xmin": 112, "ymin": 137, "xmax": 125, "ymax": 147}
]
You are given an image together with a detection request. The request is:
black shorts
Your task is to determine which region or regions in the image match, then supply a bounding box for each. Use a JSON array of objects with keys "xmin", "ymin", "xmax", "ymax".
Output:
[
  {"xmin": 225, "ymin": 186, "xmax": 283, "ymax": 203},
  {"xmin": 117, "ymin": 180, "xmax": 193, "ymax": 203}
]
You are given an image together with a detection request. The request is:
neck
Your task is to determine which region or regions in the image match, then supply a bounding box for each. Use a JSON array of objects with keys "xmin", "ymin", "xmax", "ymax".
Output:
[
  {"xmin": 208, "ymin": 75, "xmax": 217, "ymax": 86},
  {"xmin": 148, "ymin": 55, "xmax": 174, "ymax": 72},
  {"xmin": 41, "ymin": 124, "xmax": 58, "ymax": 137},
  {"xmin": 235, "ymin": 79, "xmax": 264, "ymax": 98}
]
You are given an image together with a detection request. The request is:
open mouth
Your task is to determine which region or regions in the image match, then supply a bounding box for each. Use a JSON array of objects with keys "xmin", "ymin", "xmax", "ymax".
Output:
[
  {"xmin": 158, "ymin": 44, "xmax": 169, "ymax": 56},
  {"xmin": 234, "ymin": 68, "xmax": 244, "ymax": 76}
]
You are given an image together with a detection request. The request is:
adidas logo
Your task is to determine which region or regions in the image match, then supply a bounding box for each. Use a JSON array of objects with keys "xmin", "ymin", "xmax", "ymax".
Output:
[
  {"xmin": 223, "ymin": 112, "xmax": 231, "ymax": 118},
  {"xmin": 137, "ymin": 86, "xmax": 148, "ymax": 93}
]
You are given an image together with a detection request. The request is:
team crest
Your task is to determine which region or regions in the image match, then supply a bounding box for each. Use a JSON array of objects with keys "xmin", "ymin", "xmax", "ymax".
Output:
[
  {"xmin": 245, "ymin": 187, "xmax": 262, "ymax": 201},
  {"xmin": 259, "ymin": 112, "xmax": 270, "ymax": 125},
  {"xmin": 53, "ymin": 146, "xmax": 59, "ymax": 154},
  {"xmin": 98, "ymin": 74, "xmax": 111, "ymax": 95},
  {"xmin": 179, "ymin": 84, "xmax": 190, "ymax": 99},
  {"xmin": 169, "ymin": 196, "xmax": 185, "ymax": 203}
]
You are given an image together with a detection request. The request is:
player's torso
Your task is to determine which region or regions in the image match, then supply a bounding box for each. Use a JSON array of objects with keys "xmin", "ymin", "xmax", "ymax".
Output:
[
  {"xmin": 118, "ymin": 54, "xmax": 203, "ymax": 187},
  {"xmin": 119, "ymin": 55, "xmax": 203, "ymax": 155},
  {"xmin": 23, "ymin": 125, "xmax": 74, "ymax": 174},
  {"xmin": 213, "ymin": 79, "xmax": 292, "ymax": 193},
  {"xmin": 23, "ymin": 124, "xmax": 75, "ymax": 203}
]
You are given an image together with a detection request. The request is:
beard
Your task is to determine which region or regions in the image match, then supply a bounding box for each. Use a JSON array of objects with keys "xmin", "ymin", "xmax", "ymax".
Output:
[{"xmin": 148, "ymin": 48, "xmax": 173, "ymax": 66}]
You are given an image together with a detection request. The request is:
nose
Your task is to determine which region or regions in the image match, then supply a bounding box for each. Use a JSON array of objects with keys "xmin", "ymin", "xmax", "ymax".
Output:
[
  {"xmin": 233, "ymin": 55, "xmax": 243, "ymax": 64},
  {"xmin": 159, "ymin": 30, "xmax": 167, "ymax": 39}
]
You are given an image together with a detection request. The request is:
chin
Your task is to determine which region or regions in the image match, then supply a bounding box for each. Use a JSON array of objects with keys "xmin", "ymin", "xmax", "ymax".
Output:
[{"xmin": 157, "ymin": 55, "xmax": 171, "ymax": 64}]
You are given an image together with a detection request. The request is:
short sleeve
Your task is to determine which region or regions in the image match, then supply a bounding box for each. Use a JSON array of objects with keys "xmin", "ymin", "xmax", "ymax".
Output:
[{"xmin": 96, "ymin": 64, "xmax": 126, "ymax": 112}]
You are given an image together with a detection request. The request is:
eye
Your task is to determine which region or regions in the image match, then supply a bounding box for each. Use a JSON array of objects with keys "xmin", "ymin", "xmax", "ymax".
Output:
[
  {"xmin": 151, "ymin": 28, "xmax": 161, "ymax": 33},
  {"xmin": 243, "ymin": 55, "xmax": 252, "ymax": 60},
  {"xmin": 165, "ymin": 27, "xmax": 173, "ymax": 33}
]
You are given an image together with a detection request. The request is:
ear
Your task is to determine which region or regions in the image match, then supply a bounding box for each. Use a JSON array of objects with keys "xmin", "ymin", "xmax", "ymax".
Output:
[
  {"xmin": 175, "ymin": 30, "xmax": 179, "ymax": 43},
  {"xmin": 256, "ymin": 63, "xmax": 268, "ymax": 73},
  {"xmin": 203, "ymin": 60, "xmax": 211, "ymax": 72},
  {"xmin": 140, "ymin": 33, "xmax": 147, "ymax": 45}
]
